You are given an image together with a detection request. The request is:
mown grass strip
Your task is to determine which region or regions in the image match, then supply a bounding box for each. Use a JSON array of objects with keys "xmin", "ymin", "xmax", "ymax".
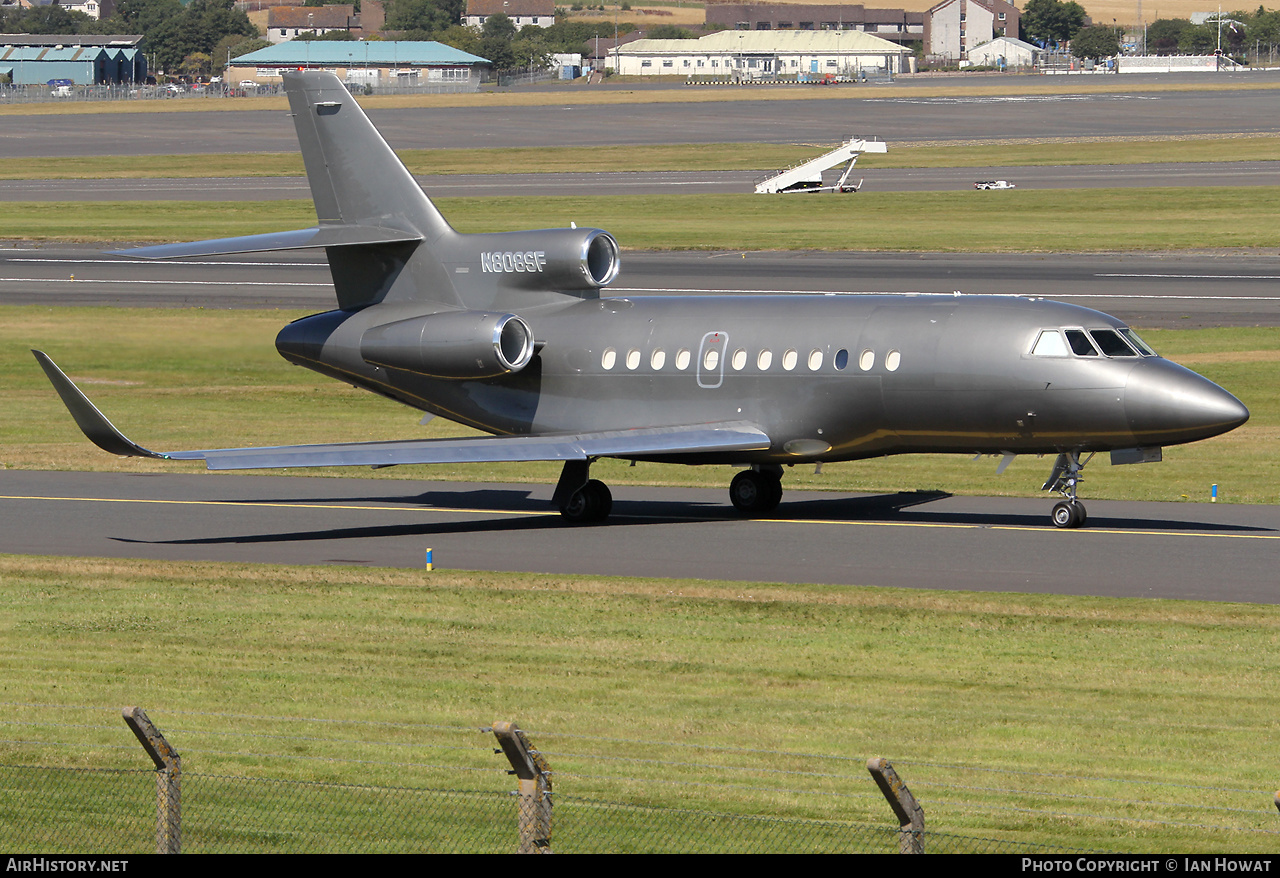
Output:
[
  {"xmin": 3, "ymin": 75, "xmax": 1279, "ymax": 117},
  {"xmin": 8, "ymin": 188, "xmax": 1280, "ymax": 251},
  {"xmin": 4, "ymin": 308, "xmax": 1274, "ymax": 504},
  {"xmin": 4, "ymin": 136, "xmax": 1278, "ymax": 180},
  {"xmin": 2, "ymin": 554, "xmax": 1279, "ymax": 851}
]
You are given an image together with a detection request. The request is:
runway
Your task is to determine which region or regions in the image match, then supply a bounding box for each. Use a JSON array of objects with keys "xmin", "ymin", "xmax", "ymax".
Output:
[
  {"xmin": 4, "ymin": 83, "xmax": 1280, "ymax": 157},
  {"xmin": 2, "ymin": 470, "xmax": 1276, "ymax": 602},
  {"xmin": 4, "ymin": 245, "xmax": 1279, "ymax": 328}
]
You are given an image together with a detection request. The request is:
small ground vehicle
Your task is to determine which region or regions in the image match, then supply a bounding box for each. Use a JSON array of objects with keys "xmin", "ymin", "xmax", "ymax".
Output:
[{"xmin": 974, "ymin": 180, "xmax": 1016, "ymax": 189}]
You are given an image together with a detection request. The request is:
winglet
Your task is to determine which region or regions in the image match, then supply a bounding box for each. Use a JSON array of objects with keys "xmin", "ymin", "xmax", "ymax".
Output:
[{"xmin": 31, "ymin": 350, "xmax": 167, "ymax": 460}]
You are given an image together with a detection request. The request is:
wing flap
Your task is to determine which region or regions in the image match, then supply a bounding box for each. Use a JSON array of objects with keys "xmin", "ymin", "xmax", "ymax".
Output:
[{"xmin": 33, "ymin": 351, "xmax": 770, "ymax": 471}]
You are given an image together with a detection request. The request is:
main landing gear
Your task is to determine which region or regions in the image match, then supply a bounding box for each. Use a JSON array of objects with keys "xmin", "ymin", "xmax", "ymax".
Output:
[
  {"xmin": 553, "ymin": 461, "xmax": 787, "ymax": 524},
  {"xmin": 1042, "ymin": 451, "xmax": 1094, "ymax": 529},
  {"xmin": 729, "ymin": 465, "xmax": 784, "ymax": 516},
  {"xmin": 554, "ymin": 460, "xmax": 613, "ymax": 524}
]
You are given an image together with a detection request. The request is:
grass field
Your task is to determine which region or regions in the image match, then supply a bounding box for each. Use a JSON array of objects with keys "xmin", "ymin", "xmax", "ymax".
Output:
[
  {"xmin": 9, "ymin": 186, "xmax": 1280, "ymax": 251},
  {"xmin": 3, "ymin": 75, "xmax": 1279, "ymax": 118},
  {"xmin": 3, "ymin": 135, "xmax": 1278, "ymax": 180},
  {"xmin": 3, "ymin": 555, "xmax": 1279, "ymax": 852}
]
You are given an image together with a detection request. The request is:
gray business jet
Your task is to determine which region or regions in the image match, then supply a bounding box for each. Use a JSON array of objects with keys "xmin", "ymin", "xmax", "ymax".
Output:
[{"xmin": 34, "ymin": 70, "xmax": 1250, "ymax": 528}]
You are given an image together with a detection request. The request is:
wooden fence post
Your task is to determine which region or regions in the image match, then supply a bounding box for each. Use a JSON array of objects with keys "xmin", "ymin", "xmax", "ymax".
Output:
[
  {"xmin": 492, "ymin": 721, "xmax": 552, "ymax": 853},
  {"xmin": 122, "ymin": 706, "xmax": 181, "ymax": 854},
  {"xmin": 867, "ymin": 757, "xmax": 924, "ymax": 854}
]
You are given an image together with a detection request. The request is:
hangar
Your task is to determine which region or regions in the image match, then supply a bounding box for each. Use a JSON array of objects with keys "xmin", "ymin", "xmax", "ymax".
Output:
[
  {"xmin": 0, "ymin": 34, "xmax": 146, "ymax": 86},
  {"xmin": 609, "ymin": 30, "xmax": 911, "ymax": 78},
  {"xmin": 227, "ymin": 41, "xmax": 490, "ymax": 91}
]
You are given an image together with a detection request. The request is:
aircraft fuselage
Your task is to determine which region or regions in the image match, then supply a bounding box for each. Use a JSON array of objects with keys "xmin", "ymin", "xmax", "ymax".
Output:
[{"xmin": 276, "ymin": 292, "xmax": 1247, "ymax": 466}]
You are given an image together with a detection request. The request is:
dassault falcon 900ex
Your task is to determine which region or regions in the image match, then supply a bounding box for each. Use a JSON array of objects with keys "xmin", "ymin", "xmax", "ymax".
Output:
[{"xmin": 34, "ymin": 70, "xmax": 1250, "ymax": 528}]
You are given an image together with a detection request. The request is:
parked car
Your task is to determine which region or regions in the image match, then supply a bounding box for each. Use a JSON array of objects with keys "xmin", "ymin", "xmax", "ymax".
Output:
[{"xmin": 974, "ymin": 180, "xmax": 1015, "ymax": 190}]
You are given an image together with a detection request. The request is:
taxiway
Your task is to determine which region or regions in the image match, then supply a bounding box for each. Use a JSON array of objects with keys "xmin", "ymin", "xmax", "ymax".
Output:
[{"xmin": 2, "ymin": 470, "xmax": 1275, "ymax": 603}]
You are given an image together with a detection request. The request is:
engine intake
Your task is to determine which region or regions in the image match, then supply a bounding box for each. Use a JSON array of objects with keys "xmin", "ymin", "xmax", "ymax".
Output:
[{"xmin": 360, "ymin": 311, "xmax": 534, "ymax": 379}]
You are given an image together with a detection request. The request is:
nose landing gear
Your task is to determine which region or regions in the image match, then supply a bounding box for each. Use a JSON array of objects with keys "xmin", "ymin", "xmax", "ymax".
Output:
[{"xmin": 1043, "ymin": 451, "xmax": 1093, "ymax": 529}]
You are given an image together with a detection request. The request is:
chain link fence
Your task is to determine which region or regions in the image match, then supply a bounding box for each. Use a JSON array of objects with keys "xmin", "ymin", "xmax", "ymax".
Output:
[
  {"xmin": 3, "ymin": 705, "xmax": 1276, "ymax": 853},
  {"xmin": 0, "ymin": 78, "xmax": 484, "ymax": 105},
  {"xmin": 2, "ymin": 763, "xmax": 919, "ymax": 853}
]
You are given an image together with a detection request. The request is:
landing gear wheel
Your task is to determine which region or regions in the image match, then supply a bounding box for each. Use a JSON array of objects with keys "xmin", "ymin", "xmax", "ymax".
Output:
[
  {"xmin": 560, "ymin": 479, "xmax": 612, "ymax": 523},
  {"xmin": 729, "ymin": 470, "xmax": 783, "ymax": 516},
  {"xmin": 1051, "ymin": 500, "xmax": 1085, "ymax": 529}
]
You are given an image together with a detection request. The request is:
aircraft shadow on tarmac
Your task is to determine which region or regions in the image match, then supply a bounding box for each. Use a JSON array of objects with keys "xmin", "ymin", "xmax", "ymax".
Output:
[{"xmin": 110, "ymin": 489, "xmax": 1272, "ymax": 547}]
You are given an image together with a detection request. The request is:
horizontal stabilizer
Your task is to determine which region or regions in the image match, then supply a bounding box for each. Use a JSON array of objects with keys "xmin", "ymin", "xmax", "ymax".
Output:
[
  {"xmin": 33, "ymin": 351, "xmax": 770, "ymax": 471},
  {"xmin": 108, "ymin": 225, "xmax": 424, "ymax": 260}
]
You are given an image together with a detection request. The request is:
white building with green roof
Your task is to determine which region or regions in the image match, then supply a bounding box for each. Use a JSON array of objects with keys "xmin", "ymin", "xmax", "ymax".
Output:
[{"xmin": 609, "ymin": 30, "xmax": 910, "ymax": 79}]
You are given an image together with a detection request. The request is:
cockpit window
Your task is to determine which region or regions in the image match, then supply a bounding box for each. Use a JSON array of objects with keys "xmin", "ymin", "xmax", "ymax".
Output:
[
  {"xmin": 1031, "ymin": 330, "xmax": 1068, "ymax": 356},
  {"xmin": 1119, "ymin": 328, "xmax": 1158, "ymax": 357},
  {"xmin": 1064, "ymin": 329, "xmax": 1099, "ymax": 356},
  {"xmin": 1089, "ymin": 329, "xmax": 1138, "ymax": 357}
]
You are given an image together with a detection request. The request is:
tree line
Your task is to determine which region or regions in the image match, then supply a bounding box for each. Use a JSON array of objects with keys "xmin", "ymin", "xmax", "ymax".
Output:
[
  {"xmin": 1022, "ymin": 0, "xmax": 1280, "ymax": 61},
  {"xmin": 0, "ymin": 0, "xmax": 634, "ymax": 77}
]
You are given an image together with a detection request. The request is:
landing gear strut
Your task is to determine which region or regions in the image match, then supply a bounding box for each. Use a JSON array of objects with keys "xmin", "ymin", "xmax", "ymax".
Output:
[
  {"xmin": 1042, "ymin": 451, "xmax": 1093, "ymax": 529},
  {"xmin": 554, "ymin": 460, "xmax": 612, "ymax": 524},
  {"xmin": 729, "ymin": 465, "xmax": 784, "ymax": 516}
]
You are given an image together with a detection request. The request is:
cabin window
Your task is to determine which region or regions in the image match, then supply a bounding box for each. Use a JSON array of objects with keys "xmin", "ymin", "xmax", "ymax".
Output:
[
  {"xmin": 1089, "ymin": 329, "xmax": 1138, "ymax": 357},
  {"xmin": 1120, "ymin": 328, "xmax": 1158, "ymax": 357},
  {"xmin": 885, "ymin": 350, "xmax": 901, "ymax": 372},
  {"xmin": 731, "ymin": 349, "xmax": 748, "ymax": 370},
  {"xmin": 1064, "ymin": 330, "xmax": 1099, "ymax": 357},
  {"xmin": 675, "ymin": 348, "xmax": 691, "ymax": 370},
  {"xmin": 651, "ymin": 348, "xmax": 666, "ymax": 370},
  {"xmin": 703, "ymin": 348, "xmax": 720, "ymax": 370},
  {"xmin": 859, "ymin": 349, "xmax": 875, "ymax": 371},
  {"xmin": 626, "ymin": 349, "xmax": 641, "ymax": 369},
  {"xmin": 834, "ymin": 348, "xmax": 849, "ymax": 370},
  {"xmin": 807, "ymin": 349, "xmax": 823, "ymax": 370},
  {"xmin": 782, "ymin": 349, "xmax": 798, "ymax": 371},
  {"xmin": 602, "ymin": 348, "xmax": 617, "ymax": 369},
  {"xmin": 1031, "ymin": 330, "xmax": 1068, "ymax": 357},
  {"xmin": 757, "ymin": 349, "xmax": 773, "ymax": 370}
]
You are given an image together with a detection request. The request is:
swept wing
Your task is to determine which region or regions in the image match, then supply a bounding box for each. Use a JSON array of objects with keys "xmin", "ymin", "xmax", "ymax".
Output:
[{"xmin": 32, "ymin": 350, "xmax": 770, "ymax": 471}]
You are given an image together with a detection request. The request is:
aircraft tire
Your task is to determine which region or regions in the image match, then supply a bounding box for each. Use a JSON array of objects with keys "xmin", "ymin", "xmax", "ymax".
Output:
[
  {"xmin": 730, "ymin": 470, "xmax": 782, "ymax": 516},
  {"xmin": 1051, "ymin": 500, "xmax": 1084, "ymax": 529},
  {"xmin": 561, "ymin": 479, "xmax": 612, "ymax": 523}
]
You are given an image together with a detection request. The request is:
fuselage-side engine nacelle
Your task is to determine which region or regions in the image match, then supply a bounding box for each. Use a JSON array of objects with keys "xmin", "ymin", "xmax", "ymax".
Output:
[
  {"xmin": 360, "ymin": 310, "xmax": 535, "ymax": 379},
  {"xmin": 471, "ymin": 228, "xmax": 620, "ymax": 291}
]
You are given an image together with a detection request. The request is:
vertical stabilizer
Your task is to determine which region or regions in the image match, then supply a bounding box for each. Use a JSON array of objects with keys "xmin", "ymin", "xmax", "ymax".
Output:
[
  {"xmin": 283, "ymin": 70, "xmax": 462, "ymax": 308},
  {"xmin": 285, "ymin": 70, "xmax": 450, "ymax": 241}
]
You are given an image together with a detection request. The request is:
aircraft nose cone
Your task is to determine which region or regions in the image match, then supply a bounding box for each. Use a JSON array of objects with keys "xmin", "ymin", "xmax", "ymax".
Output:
[{"xmin": 1125, "ymin": 359, "xmax": 1249, "ymax": 445}]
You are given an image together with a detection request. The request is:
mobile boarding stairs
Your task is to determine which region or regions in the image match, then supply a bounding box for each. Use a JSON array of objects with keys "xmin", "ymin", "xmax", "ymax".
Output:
[{"xmin": 754, "ymin": 136, "xmax": 887, "ymax": 194}]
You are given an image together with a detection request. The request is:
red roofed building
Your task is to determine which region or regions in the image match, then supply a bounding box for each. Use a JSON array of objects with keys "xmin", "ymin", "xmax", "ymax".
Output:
[
  {"xmin": 463, "ymin": 0, "xmax": 555, "ymax": 29},
  {"xmin": 267, "ymin": 5, "xmax": 357, "ymax": 43}
]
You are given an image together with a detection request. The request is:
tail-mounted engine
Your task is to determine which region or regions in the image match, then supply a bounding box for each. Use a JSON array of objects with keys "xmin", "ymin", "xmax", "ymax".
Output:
[
  {"xmin": 360, "ymin": 310, "xmax": 535, "ymax": 379},
  {"xmin": 470, "ymin": 227, "xmax": 620, "ymax": 292}
]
